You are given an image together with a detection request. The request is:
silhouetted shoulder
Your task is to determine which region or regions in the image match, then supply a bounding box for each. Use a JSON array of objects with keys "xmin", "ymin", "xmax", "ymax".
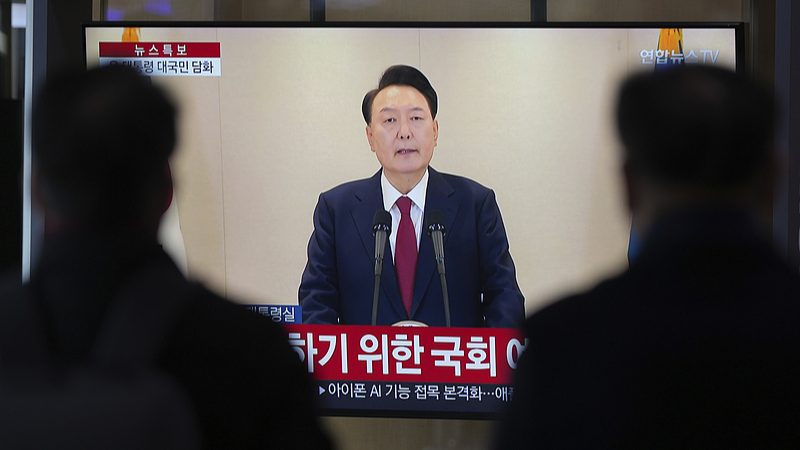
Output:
[{"xmin": 160, "ymin": 286, "xmax": 332, "ymax": 450}]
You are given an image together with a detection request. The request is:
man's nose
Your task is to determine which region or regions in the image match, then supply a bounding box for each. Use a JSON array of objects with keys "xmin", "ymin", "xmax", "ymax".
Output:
[{"xmin": 398, "ymin": 118, "xmax": 412, "ymax": 140}]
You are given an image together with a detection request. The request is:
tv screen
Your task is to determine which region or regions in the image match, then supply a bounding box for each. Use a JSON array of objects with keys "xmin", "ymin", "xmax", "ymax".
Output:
[{"xmin": 83, "ymin": 22, "xmax": 740, "ymax": 418}]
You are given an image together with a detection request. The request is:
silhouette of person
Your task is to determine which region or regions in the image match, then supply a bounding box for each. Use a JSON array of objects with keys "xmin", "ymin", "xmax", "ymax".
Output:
[
  {"xmin": 494, "ymin": 65, "xmax": 800, "ymax": 449},
  {"xmin": 1, "ymin": 65, "xmax": 333, "ymax": 450}
]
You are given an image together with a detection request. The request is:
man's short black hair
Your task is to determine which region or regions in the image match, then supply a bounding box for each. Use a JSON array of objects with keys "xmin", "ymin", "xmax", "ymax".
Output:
[
  {"xmin": 616, "ymin": 65, "xmax": 774, "ymax": 187},
  {"xmin": 32, "ymin": 65, "xmax": 177, "ymax": 225},
  {"xmin": 362, "ymin": 65, "xmax": 438, "ymax": 124}
]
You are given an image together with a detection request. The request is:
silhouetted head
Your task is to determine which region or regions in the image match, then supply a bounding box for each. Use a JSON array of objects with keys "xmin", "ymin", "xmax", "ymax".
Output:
[
  {"xmin": 616, "ymin": 65, "xmax": 776, "ymax": 232},
  {"xmin": 362, "ymin": 65, "xmax": 438, "ymax": 125},
  {"xmin": 618, "ymin": 64, "xmax": 774, "ymax": 187},
  {"xmin": 32, "ymin": 65, "xmax": 177, "ymax": 232}
]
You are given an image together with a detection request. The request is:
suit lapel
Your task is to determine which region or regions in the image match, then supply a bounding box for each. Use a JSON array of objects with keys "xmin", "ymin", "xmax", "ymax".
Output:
[
  {"xmin": 351, "ymin": 170, "xmax": 407, "ymax": 320},
  {"xmin": 351, "ymin": 171, "xmax": 383, "ymax": 264},
  {"xmin": 410, "ymin": 167, "xmax": 458, "ymax": 319}
]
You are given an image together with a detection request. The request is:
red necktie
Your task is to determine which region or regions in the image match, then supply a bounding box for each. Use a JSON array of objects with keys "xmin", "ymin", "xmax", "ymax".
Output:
[{"xmin": 395, "ymin": 197, "xmax": 417, "ymax": 317}]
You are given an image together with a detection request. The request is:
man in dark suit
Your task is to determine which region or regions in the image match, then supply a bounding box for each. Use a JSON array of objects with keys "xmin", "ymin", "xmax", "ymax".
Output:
[
  {"xmin": 494, "ymin": 65, "xmax": 800, "ymax": 449},
  {"xmin": 0, "ymin": 66, "xmax": 332, "ymax": 450},
  {"xmin": 299, "ymin": 65, "xmax": 524, "ymax": 327}
]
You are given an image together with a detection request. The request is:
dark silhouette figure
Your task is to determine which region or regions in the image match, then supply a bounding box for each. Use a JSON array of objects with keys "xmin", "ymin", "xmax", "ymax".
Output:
[
  {"xmin": 0, "ymin": 65, "xmax": 333, "ymax": 450},
  {"xmin": 494, "ymin": 65, "xmax": 800, "ymax": 449}
]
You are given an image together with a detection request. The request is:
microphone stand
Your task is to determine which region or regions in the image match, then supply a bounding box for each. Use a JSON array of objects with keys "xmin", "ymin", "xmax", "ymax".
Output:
[
  {"xmin": 372, "ymin": 211, "xmax": 391, "ymax": 326},
  {"xmin": 439, "ymin": 269, "xmax": 451, "ymax": 328},
  {"xmin": 371, "ymin": 269, "xmax": 382, "ymax": 326},
  {"xmin": 427, "ymin": 217, "xmax": 451, "ymax": 327}
]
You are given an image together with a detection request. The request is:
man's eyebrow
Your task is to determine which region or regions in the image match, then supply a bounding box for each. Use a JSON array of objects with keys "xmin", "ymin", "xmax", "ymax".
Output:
[{"xmin": 378, "ymin": 106, "xmax": 426, "ymax": 113}]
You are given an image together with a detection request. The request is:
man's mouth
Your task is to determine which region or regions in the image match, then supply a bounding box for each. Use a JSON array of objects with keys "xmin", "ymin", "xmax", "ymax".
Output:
[{"xmin": 396, "ymin": 148, "xmax": 417, "ymax": 155}]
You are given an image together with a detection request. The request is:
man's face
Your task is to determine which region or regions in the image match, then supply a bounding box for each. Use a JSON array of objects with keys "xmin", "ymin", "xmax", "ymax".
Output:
[{"xmin": 366, "ymin": 85, "xmax": 438, "ymax": 186}]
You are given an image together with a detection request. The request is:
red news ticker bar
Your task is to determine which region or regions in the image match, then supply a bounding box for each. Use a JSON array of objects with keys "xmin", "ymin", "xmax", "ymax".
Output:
[
  {"xmin": 99, "ymin": 42, "xmax": 220, "ymax": 58},
  {"xmin": 284, "ymin": 324, "xmax": 528, "ymax": 385}
]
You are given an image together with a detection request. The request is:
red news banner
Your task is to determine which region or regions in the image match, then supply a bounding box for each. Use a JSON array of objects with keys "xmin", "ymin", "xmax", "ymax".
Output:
[
  {"xmin": 284, "ymin": 324, "xmax": 528, "ymax": 416},
  {"xmin": 98, "ymin": 42, "xmax": 221, "ymax": 76}
]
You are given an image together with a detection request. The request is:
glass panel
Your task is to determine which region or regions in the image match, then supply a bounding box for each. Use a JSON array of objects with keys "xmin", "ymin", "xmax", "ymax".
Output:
[
  {"xmin": 103, "ymin": 0, "xmax": 215, "ymax": 21},
  {"xmin": 549, "ymin": 0, "xmax": 744, "ymax": 22},
  {"xmin": 98, "ymin": 1, "xmax": 747, "ymax": 23},
  {"xmin": 326, "ymin": 0, "xmax": 531, "ymax": 22}
]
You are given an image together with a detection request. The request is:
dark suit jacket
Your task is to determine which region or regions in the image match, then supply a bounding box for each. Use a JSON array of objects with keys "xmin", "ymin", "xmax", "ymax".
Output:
[
  {"xmin": 299, "ymin": 167, "xmax": 524, "ymax": 327},
  {"xmin": 495, "ymin": 210, "xmax": 800, "ymax": 449},
  {"xmin": 0, "ymin": 232, "xmax": 332, "ymax": 450}
]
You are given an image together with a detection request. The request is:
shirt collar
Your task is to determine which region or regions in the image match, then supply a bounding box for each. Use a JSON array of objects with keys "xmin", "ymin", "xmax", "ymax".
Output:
[{"xmin": 381, "ymin": 168, "xmax": 428, "ymax": 211}]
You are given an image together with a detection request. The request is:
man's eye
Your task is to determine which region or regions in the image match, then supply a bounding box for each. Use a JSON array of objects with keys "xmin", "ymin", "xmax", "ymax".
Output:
[
  {"xmin": 412, "ymin": 116, "xmax": 424, "ymax": 121},
  {"xmin": 385, "ymin": 118, "xmax": 396, "ymax": 123}
]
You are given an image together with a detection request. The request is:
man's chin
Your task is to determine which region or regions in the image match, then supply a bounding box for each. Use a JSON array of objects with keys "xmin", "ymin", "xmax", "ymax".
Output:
[{"xmin": 385, "ymin": 164, "xmax": 427, "ymax": 177}]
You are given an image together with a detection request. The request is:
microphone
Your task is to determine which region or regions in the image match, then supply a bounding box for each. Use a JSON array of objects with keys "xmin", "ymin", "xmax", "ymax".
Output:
[
  {"xmin": 371, "ymin": 210, "xmax": 392, "ymax": 326},
  {"xmin": 425, "ymin": 210, "xmax": 450, "ymax": 327}
]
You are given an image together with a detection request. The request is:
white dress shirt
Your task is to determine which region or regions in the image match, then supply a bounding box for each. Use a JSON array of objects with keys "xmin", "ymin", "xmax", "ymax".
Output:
[{"xmin": 380, "ymin": 168, "xmax": 428, "ymax": 262}]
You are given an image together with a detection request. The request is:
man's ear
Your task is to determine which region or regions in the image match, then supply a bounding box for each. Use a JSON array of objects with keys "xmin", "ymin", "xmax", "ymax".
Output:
[
  {"xmin": 366, "ymin": 124, "xmax": 375, "ymax": 152},
  {"xmin": 31, "ymin": 164, "xmax": 67, "ymax": 238},
  {"xmin": 622, "ymin": 160, "xmax": 639, "ymax": 214},
  {"xmin": 140, "ymin": 162, "xmax": 174, "ymax": 235},
  {"xmin": 433, "ymin": 119, "xmax": 438, "ymax": 147},
  {"xmin": 159, "ymin": 162, "xmax": 174, "ymax": 215}
]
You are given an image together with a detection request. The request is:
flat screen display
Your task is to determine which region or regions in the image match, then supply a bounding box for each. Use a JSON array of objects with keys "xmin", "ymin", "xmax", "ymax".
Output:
[{"xmin": 84, "ymin": 22, "xmax": 740, "ymax": 418}]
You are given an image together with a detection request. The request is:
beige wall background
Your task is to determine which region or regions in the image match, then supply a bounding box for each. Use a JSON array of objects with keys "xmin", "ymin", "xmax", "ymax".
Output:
[
  {"xmin": 216, "ymin": 25, "xmax": 636, "ymax": 312},
  {"xmin": 88, "ymin": 26, "xmax": 734, "ymax": 315},
  {"xmin": 89, "ymin": 2, "xmax": 750, "ymax": 449}
]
